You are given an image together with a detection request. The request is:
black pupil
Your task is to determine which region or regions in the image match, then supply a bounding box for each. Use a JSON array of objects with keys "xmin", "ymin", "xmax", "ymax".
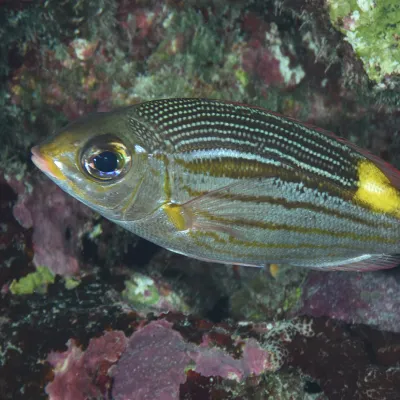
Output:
[{"xmin": 93, "ymin": 151, "xmax": 119, "ymax": 173}]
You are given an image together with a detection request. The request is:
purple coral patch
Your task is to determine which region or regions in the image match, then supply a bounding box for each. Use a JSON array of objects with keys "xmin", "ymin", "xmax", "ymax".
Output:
[
  {"xmin": 11, "ymin": 176, "xmax": 93, "ymax": 276},
  {"xmin": 112, "ymin": 318, "xmax": 276, "ymax": 399},
  {"xmin": 190, "ymin": 337, "xmax": 272, "ymax": 381},
  {"xmin": 46, "ymin": 331, "xmax": 127, "ymax": 400},
  {"xmin": 297, "ymin": 270, "xmax": 400, "ymax": 332},
  {"xmin": 112, "ymin": 319, "xmax": 191, "ymax": 400}
]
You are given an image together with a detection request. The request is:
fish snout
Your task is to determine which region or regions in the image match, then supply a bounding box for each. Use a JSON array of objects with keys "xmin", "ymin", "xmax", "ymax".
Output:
[{"xmin": 31, "ymin": 145, "xmax": 66, "ymax": 181}]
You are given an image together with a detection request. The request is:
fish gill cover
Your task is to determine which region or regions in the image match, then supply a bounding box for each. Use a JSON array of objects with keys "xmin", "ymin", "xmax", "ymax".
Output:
[{"xmin": 0, "ymin": 0, "xmax": 400, "ymax": 399}]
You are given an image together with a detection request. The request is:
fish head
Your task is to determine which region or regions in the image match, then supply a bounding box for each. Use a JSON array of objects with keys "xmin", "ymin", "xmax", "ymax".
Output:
[{"xmin": 31, "ymin": 109, "xmax": 153, "ymax": 220}]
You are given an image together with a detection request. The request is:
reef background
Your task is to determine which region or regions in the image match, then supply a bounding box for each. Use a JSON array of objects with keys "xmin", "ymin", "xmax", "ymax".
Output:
[{"xmin": 1, "ymin": 1, "xmax": 400, "ymax": 399}]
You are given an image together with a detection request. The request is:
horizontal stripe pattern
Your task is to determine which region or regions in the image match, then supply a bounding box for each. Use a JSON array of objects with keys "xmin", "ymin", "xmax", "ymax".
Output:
[
  {"xmin": 125, "ymin": 164, "xmax": 400, "ymax": 266},
  {"xmin": 132, "ymin": 98, "xmax": 359, "ymax": 188},
  {"xmin": 120, "ymin": 98, "xmax": 400, "ymax": 268}
]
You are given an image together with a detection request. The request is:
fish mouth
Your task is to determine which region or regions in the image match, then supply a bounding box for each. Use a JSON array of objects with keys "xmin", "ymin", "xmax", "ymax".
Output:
[{"xmin": 31, "ymin": 146, "xmax": 66, "ymax": 181}]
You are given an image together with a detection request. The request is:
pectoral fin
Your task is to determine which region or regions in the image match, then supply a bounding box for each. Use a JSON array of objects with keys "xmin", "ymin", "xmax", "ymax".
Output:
[{"xmin": 161, "ymin": 180, "xmax": 249, "ymax": 240}]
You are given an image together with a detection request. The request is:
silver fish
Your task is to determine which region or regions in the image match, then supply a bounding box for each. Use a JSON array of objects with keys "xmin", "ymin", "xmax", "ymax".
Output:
[{"xmin": 31, "ymin": 98, "xmax": 400, "ymax": 271}]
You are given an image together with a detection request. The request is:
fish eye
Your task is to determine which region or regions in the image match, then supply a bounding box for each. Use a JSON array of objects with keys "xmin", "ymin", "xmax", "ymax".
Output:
[{"xmin": 80, "ymin": 135, "xmax": 131, "ymax": 181}]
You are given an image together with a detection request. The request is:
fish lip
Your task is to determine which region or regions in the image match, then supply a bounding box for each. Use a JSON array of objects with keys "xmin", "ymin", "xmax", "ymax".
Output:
[
  {"xmin": 31, "ymin": 146, "xmax": 46, "ymax": 170},
  {"xmin": 31, "ymin": 146, "xmax": 66, "ymax": 181},
  {"xmin": 31, "ymin": 145, "xmax": 42, "ymax": 162}
]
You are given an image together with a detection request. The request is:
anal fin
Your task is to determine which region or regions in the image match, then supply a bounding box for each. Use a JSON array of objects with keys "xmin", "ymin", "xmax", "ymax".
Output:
[{"xmin": 292, "ymin": 254, "xmax": 400, "ymax": 271}]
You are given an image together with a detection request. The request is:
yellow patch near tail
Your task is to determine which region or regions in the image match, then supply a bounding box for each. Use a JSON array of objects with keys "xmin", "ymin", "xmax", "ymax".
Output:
[
  {"xmin": 269, "ymin": 263, "xmax": 280, "ymax": 278},
  {"xmin": 354, "ymin": 159, "xmax": 400, "ymax": 217}
]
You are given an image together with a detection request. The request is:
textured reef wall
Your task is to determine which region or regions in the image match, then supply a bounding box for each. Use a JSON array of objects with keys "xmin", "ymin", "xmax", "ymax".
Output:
[{"xmin": 1, "ymin": 0, "xmax": 400, "ymax": 399}]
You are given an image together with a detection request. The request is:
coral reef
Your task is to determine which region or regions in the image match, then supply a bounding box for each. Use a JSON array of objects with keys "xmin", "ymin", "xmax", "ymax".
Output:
[
  {"xmin": 287, "ymin": 318, "xmax": 400, "ymax": 399},
  {"xmin": 111, "ymin": 317, "xmax": 311, "ymax": 399},
  {"xmin": 10, "ymin": 174, "xmax": 94, "ymax": 276},
  {"xmin": 296, "ymin": 269, "xmax": 400, "ymax": 333},
  {"xmin": 122, "ymin": 272, "xmax": 190, "ymax": 314},
  {"xmin": 1, "ymin": 0, "xmax": 400, "ymax": 399},
  {"xmin": 46, "ymin": 331, "xmax": 128, "ymax": 400},
  {"xmin": 9, "ymin": 265, "xmax": 54, "ymax": 295},
  {"xmin": 229, "ymin": 264, "xmax": 308, "ymax": 321},
  {"xmin": 328, "ymin": 0, "xmax": 400, "ymax": 87},
  {"xmin": 0, "ymin": 272, "xmax": 139, "ymax": 399}
]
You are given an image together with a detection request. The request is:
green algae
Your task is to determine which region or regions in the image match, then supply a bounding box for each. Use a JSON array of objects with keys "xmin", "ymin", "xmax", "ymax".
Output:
[
  {"xmin": 328, "ymin": 0, "xmax": 359, "ymax": 22},
  {"xmin": 230, "ymin": 266, "xmax": 308, "ymax": 321},
  {"xmin": 123, "ymin": 273, "xmax": 161, "ymax": 306},
  {"xmin": 283, "ymin": 286, "xmax": 303, "ymax": 312},
  {"xmin": 122, "ymin": 272, "xmax": 190, "ymax": 313},
  {"xmin": 64, "ymin": 276, "xmax": 81, "ymax": 290},
  {"xmin": 263, "ymin": 371, "xmax": 327, "ymax": 400},
  {"xmin": 235, "ymin": 68, "xmax": 249, "ymax": 88},
  {"xmin": 143, "ymin": 7, "xmax": 248, "ymax": 102},
  {"xmin": 155, "ymin": 8, "xmax": 228, "ymax": 80},
  {"xmin": 10, "ymin": 266, "xmax": 55, "ymax": 295},
  {"xmin": 328, "ymin": 0, "xmax": 400, "ymax": 83}
]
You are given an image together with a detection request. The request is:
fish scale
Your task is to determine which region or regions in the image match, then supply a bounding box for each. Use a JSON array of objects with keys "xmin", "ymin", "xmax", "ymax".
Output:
[{"xmin": 32, "ymin": 98, "xmax": 400, "ymax": 271}]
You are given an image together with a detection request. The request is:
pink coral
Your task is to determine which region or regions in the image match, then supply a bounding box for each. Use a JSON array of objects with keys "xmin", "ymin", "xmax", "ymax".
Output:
[
  {"xmin": 112, "ymin": 319, "xmax": 277, "ymax": 400},
  {"xmin": 297, "ymin": 270, "xmax": 400, "ymax": 332},
  {"xmin": 46, "ymin": 331, "xmax": 127, "ymax": 400},
  {"xmin": 11, "ymin": 175, "xmax": 93, "ymax": 276},
  {"xmin": 242, "ymin": 45, "xmax": 284, "ymax": 87},
  {"xmin": 241, "ymin": 13, "xmax": 304, "ymax": 89},
  {"xmin": 112, "ymin": 319, "xmax": 191, "ymax": 400}
]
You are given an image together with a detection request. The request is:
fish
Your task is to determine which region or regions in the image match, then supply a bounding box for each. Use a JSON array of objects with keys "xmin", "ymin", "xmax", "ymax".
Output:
[{"xmin": 31, "ymin": 98, "xmax": 400, "ymax": 271}]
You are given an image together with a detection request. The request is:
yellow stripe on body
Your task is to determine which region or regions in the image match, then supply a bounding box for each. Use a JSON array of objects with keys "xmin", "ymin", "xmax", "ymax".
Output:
[
  {"xmin": 178, "ymin": 184, "xmax": 395, "ymax": 230},
  {"xmin": 163, "ymin": 202, "xmax": 386, "ymax": 250},
  {"xmin": 194, "ymin": 210, "xmax": 397, "ymax": 245},
  {"xmin": 165, "ymin": 161, "xmax": 397, "ymax": 244},
  {"xmin": 174, "ymin": 155, "xmax": 357, "ymax": 202},
  {"xmin": 189, "ymin": 230, "xmax": 367, "ymax": 252}
]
